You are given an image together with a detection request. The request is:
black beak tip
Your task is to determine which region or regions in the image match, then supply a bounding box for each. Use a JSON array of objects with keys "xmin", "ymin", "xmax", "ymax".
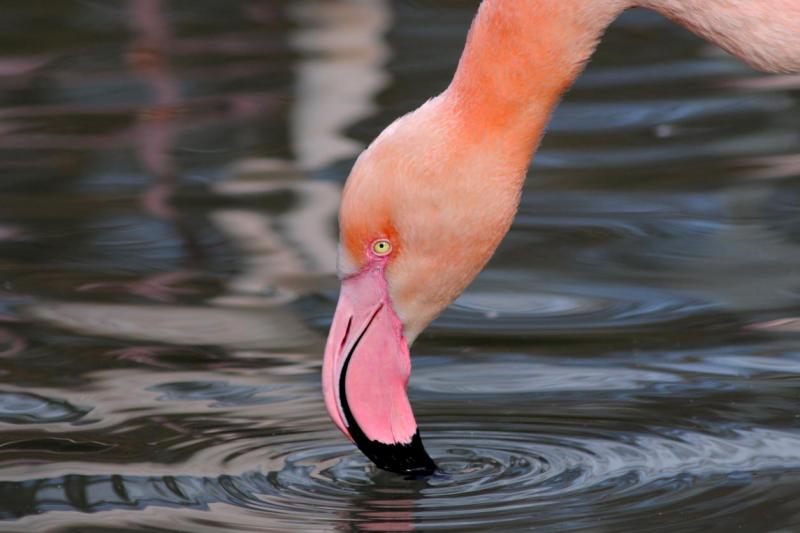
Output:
[{"xmin": 356, "ymin": 431, "xmax": 438, "ymax": 477}]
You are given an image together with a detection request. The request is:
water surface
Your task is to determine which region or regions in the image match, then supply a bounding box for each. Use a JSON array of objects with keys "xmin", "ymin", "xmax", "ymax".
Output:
[{"xmin": 1, "ymin": 1, "xmax": 800, "ymax": 531}]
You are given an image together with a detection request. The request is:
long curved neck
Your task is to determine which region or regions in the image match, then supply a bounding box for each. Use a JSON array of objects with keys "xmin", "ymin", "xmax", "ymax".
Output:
[
  {"xmin": 440, "ymin": 0, "xmax": 630, "ymax": 169},
  {"xmin": 436, "ymin": 0, "xmax": 798, "ymax": 176}
]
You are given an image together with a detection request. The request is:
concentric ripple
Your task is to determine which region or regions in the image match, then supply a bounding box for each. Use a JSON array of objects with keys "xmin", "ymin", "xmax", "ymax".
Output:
[
  {"xmin": 438, "ymin": 281, "xmax": 713, "ymax": 338},
  {"xmin": 264, "ymin": 424, "xmax": 800, "ymax": 529},
  {"xmin": 7, "ymin": 422, "xmax": 800, "ymax": 531}
]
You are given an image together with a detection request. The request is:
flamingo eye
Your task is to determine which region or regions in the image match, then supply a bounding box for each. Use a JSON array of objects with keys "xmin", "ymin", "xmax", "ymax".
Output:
[{"xmin": 371, "ymin": 239, "xmax": 392, "ymax": 256}]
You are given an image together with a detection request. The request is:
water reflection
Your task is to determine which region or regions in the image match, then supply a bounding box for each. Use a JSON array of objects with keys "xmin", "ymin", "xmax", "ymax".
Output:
[
  {"xmin": 129, "ymin": 0, "xmax": 206, "ymax": 268},
  {"xmin": 1, "ymin": 0, "xmax": 800, "ymax": 531},
  {"xmin": 4, "ymin": 423, "xmax": 800, "ymax": 531}
]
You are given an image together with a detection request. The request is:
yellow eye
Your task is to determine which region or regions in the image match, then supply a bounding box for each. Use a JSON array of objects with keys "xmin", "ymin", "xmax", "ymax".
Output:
[{"xmin": 372, "ymin": 239, "xmax": 392, "ymax": 256}]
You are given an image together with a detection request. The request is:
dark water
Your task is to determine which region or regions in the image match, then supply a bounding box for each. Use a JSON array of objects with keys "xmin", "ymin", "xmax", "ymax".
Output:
[{"xmin": 2, "ymin": 1, "xmax": 800, "ymax": 531}]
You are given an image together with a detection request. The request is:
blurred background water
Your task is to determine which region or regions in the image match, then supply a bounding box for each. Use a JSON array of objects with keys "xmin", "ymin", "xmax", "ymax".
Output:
[{"xmin": 1, "ymin": 1, "xmax": 800, "ymax": 531}]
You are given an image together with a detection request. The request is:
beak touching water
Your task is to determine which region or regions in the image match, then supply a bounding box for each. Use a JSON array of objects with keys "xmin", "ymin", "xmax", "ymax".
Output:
[{"xmin": 322, "ymin": 266, "xmax": 436, "ymax": 475}]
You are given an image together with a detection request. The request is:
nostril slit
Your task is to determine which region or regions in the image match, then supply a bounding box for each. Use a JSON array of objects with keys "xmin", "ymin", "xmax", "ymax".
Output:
[{"xmin": 340, "ymin": 317, "xmax": 352, "ymax": 352}]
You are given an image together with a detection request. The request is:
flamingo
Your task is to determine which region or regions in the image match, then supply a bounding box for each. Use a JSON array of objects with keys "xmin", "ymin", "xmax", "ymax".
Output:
[{"xmin": 322, "ymin": 0, "xmax": 800, "ymax": 475}]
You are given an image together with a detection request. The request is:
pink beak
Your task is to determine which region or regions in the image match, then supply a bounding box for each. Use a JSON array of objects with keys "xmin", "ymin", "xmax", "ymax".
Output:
[{"xmin": 322, "ymin": 266, "xmax": 436, "ymax": 475}]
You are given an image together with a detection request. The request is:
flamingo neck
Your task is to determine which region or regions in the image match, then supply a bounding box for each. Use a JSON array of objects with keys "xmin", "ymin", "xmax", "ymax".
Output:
[
  {"xmin": 441, "ymin": 0, "xmax": 630, "ymax": 169},
  {"xmin": 440, "ymin": 0, "xmax": 799, "ymax": 164}
]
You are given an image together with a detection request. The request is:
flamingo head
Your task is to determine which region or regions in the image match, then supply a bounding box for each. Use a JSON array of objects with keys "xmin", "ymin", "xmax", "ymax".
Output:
[{"xmin": 322, "ymin": 96, "xmax": 528, "ymax": 474}]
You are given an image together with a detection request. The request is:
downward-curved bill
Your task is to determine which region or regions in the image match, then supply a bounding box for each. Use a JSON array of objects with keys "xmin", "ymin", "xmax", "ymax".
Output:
[{"xmin": 322, "ymin": 267, "xmax": 436, "ymax": 475}]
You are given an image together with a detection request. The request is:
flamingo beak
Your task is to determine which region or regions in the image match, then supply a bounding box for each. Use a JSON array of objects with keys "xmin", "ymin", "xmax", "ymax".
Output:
[{"xmin": 322, "ymin": 266, "xmax": 436, "ymax": 475}]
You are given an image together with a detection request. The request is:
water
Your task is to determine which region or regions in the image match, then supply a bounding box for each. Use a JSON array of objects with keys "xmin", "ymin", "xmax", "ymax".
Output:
[{"xmin": 1, "ymin": 0, "xmax": 800, "ymax": 531}]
